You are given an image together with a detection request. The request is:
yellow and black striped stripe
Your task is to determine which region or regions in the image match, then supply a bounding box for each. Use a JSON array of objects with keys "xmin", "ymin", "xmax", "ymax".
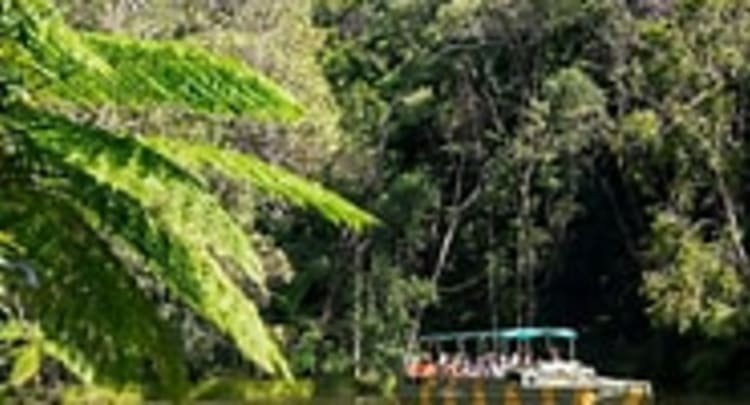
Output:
[{"xmin": 400, "ymin": 378, "xmax": 651, "ymax": 405}]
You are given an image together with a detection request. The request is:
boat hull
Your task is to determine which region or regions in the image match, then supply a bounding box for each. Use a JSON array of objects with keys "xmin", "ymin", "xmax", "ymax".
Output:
[{"xmin": 398, "ymin": 378, "xmax": 652, "ymax": 404}]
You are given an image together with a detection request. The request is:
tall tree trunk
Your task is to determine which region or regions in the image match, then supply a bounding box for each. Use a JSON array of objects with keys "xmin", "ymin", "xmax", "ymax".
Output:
[
  {"xmin": 488, "ymin": 211, "xmax": 499, "ymax": 350},
  {"xmin": 518, "ymin": 163, "xmax": 535, "ymax": 327}
]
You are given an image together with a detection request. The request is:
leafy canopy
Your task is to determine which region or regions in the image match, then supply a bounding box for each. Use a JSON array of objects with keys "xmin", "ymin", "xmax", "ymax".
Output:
[{"xmin": 0, "ymin": 0, "xmax": 376, "ymax": 395}]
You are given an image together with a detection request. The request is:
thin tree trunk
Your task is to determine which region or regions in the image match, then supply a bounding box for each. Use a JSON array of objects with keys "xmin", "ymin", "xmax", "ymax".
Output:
[
  {"xmin": 351, "ymin": 237, "xmax": 368, "ymax": 379},
  {"xmin": 353, "ymin": 268, "xmax": 362, "ymax": 379},
  {"xmin": 702, "ymin": 123, "xmax": 750, "ymax": 280},
  {"xmin": 408, "ymin": 156, "xmax": 481, "ymax": 348},
  {"xmin": 518, "ymin": 163, "xmax": 534, "ymax": 327},
  {"xmin": 716, "ymin": 172, "xmax": 750, "ymax": 276},
  {"xmin": 488, "ymin": 210, "xmax": 498, "ymax": 350}
]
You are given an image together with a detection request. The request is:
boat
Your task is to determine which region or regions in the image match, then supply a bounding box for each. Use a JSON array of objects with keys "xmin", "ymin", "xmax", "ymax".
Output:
[{"xmin": 399, "ymin": 327, "xmax": 652, "ymax": 404}]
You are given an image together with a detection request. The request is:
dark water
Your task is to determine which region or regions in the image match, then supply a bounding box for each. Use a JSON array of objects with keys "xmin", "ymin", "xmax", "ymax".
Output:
[{"xmin": 658, "ymin": 396, "xmax": 749, "ymax": 405}]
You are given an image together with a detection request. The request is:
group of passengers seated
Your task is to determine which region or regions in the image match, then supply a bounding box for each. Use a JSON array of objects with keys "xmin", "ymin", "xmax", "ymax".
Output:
[{"xmin": 405, "ymin": 346, "xmax": 563, "ymax": 379}]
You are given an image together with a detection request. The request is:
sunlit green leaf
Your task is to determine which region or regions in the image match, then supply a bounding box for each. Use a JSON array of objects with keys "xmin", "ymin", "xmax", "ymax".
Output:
[
  {"xmin": 10, "ymin": 342, "xmax": 41, "ymax": 387},
  {"xmin": 0, "ymin": 188, "xmax": 187, "ymax": 394},
  {"xmin": 144, "ymin": 138, "xmax": 379, "ymax": 231}
]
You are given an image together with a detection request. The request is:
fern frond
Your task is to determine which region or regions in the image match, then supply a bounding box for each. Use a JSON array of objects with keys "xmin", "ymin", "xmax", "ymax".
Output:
[
  {"xmin": 10, "ymin": 339, "xmax": 42, "ymax": 388},
  {"xmin": 0, "ymin": 108, "xmax": 290, "ymax": 377},
  {"xmin": 56, "ymin": 164, "xmax": 290, "ymax": 378},
  {"xmin": 2, "ymin": 0, "xmax": 375, "ymax": 387},
  {"xmin": 0, "ymin": 231, "xmax": 14, "ymax": 262},
  {"xmin": 80, "ymin": 33, "xmax": 303, "ymax": 121},
  {"xmin": 0, "ymin": 232, "xmax": 20, "ymax": 271},
  {"xmin": 145, "ymin": 138, "xmax": 379, "ymax": 231},
  {"xmin": 0, "ymin": 232, "xmax": 14, "ymax": 246},
  {"xmin": 2, "ymin": 107, "xmax": 267, "ymax": 291},
  {"xmin": 0, "ymin": 0, "xmax": 112, "ymax": 98},
  {"xmin": 0, "ymin": 0, "xmax": 302, "ymax": 121},
  {"xmin": 0, "ymin": 188, "xmax": 187, "ymax": 395}
]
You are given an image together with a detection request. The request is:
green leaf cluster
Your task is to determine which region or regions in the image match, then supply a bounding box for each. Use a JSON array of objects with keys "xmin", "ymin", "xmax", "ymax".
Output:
[{"xmin": 0, "ymin": 0, "xmax": 375, "ymax": 397}]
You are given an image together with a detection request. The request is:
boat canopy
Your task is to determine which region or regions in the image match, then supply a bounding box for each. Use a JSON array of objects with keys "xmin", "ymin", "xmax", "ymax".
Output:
[
  {"xmin": 419, "ymin": 327, "xmax": 577, "ymax": 343},
  {"xmin": 500, "ymin": 327, "xmax": 577, "ymax": 340}
]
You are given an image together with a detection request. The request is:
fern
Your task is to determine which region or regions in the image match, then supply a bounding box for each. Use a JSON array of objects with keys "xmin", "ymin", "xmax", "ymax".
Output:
[
  {"xmin": 144, "ymin": 138, "xmax": 378, "ymax": 231},
  {"xmin": 0, "ymin": 188, "xmax": 187, "ymax": 395},
  {"xmin": 0, "ymin": 0, "xmax": 301, "ymax": 121},
  {"xmin": 2, "ymin": 107, "xmax": 268, "ymax": 291},
  {"xmin": 0, "ymin": 0, "xmax": 376, "ymax": 396},
  {"xmin": 79, "ymin": 33, "xmax": 303, "ymax": 121},
  {"xmin": 0, "ymin": 232, "xmax": 16, "ymax": 269}
]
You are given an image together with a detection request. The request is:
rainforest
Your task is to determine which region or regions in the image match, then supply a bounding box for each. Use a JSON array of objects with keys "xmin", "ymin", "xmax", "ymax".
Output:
[{"xmin": 1, "ymin": 0, "xmax": 749, "ymax": 403}]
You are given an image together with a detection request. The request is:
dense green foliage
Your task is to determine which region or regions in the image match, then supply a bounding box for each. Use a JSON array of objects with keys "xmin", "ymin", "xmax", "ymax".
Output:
[
  {"xmin": 58, "ymin": 0, "xmax": 346, "ymax": 174},
  {"xmin": 264, "ymin": 0, "xmax": 750, "ymax": 394},
  {"xmin": 4, "ymin": 0, "xmax": 750, "ymax": 401},
  {"xmin": 0, "ymin": 0, "xmax": 374, "ymax": 399}
]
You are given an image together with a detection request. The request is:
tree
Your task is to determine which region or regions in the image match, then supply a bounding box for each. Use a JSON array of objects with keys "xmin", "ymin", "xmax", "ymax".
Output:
[
  {"xmin": 312, "ymin": 0, "xmax": 750, "ymax": 390},
  {"xmin": 309, "ymin": 0, "xmax": 616, "ymax": 377},
  {"xmin": 56, "ymin": 0, "xmax": 346, "ymax": 175},
  {"xmin": 625, "ymin": 0, "xmax": 750, "ymax": 332},
  {"xmin": 0, "ymin": 0, "xmax": 375, "ymax": 397}
]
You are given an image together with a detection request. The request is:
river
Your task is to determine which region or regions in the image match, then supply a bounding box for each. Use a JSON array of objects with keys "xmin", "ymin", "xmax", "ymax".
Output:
[{"xmin": 245, "ymin": 395, "xmax": 750, "ymax": 404}]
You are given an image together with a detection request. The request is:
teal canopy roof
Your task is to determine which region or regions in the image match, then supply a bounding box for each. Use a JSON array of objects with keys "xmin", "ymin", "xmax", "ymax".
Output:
[
  {"xmin": 419, "ymin": 327, "xmax": 577, "ymax": 342},
  {"xmin": 499, "ymin": 327, "xmax": 577, "ymax": 340}
]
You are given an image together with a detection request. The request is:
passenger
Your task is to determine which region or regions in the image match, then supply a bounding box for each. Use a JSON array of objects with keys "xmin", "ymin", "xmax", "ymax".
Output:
[
  {"xmin": 438, "ymin": 352, "xmax": 449, "ymax": 365},
  {"xmin": 461, "ymin": 357, "xmax": 478, "ymax": 378},
  {"xmin": 424, "ymin": 353, "xmax": 440, "ymax": 378},
  {"xmin": 437, "ymin": 352, "xmax": 450, "ymax": 376},
  {"xmin": 422, "ymin": 360, "xmax": 438, "ymax": 378},
  {"xmin": 478, "ymin": 354, "xmax": 492, "ymax": 377},
  {"xmin": 548, "ymin": 346, "xmax": 561, "ymax": 363},
  {"xmin": 404, "ymin": 354, "xmax": 420, "ymax": 379},
  {"xmin": 486, "ymin": 354, "xmax": 499, "ymax": 378},
  {"xmin": 482, "ymin": 352, "xmax": 498, "ymax": 378},
  {"xmin": 522, "ymin": 350, "xmax": 534, "ymax": 367},
  {"xmin": 509, "ymin": 351, "xmax": 521, "ymax": 366},
  {"xmin": 473, "ymin": 355, "xmax": 486, "ymax": 378},
  {"xmin": 444, "ymin": 354, "xmax": 461, "ymax": 377},
  {"xmin": 454, "ymin": 355, "xmax": 465, "ymax": 377},
  {"xmin": 499, "ymin": 352, "xmax": 508, "ymax": 366},
  {"xmin": 490, "ymin": 355, "xmax": 506, "ymax": 378},
  {"xmin": 405, "ymin": 359, "xmax": 420, "ymax": 379}
]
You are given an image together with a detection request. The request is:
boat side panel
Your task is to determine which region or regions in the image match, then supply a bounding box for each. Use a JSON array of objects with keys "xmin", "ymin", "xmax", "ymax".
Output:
[{"xmin": 399, "ymin": 379, "xmax": 651, "ymax": 405}]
